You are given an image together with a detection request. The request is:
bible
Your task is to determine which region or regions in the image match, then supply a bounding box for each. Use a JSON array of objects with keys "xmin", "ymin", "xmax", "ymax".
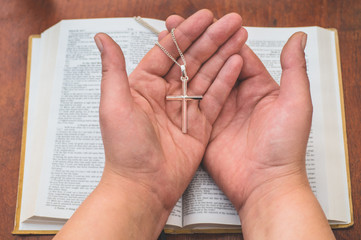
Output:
[{"xmin": 13, "ymin": 17, "xmax": 353, "ymax": 234}]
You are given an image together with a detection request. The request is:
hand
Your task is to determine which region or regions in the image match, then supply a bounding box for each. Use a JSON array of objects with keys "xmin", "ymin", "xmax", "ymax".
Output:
[
  {"xmin": 55, "ymin": 10, "xmax": 247, "ymax": 240},
  {"xmin": 99, "ymin": 9, "xmax": 246, "ymax": 212},
  {"xmin": 203, "ymin": 33, "xmax": 312, "ymax": 211},
  {"xmin": 203, "ymin": 33, "xmax": 334, "ymax": 239},
  {"xmin": 157, "ymin": 14, "xmax": 335, "ymax": 239},
  {"xmin": 96, "ymin": 9, "xmax": 247, "ymax": 238},
  {"xmin": 163, "ymin": 14, "xmax": 312, "ymax": 211}
]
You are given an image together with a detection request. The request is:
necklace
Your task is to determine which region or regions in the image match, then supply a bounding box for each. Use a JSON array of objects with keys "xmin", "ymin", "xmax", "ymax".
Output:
[{"xmin": 156, "ymin": 29, "xmax": 203, "ymax": 134}]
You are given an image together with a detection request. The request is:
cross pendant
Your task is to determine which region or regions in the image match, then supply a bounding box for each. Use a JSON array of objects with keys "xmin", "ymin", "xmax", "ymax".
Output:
[{"xmin": 166, "ymin": 66, "xmax": 202, "ymax": 134}]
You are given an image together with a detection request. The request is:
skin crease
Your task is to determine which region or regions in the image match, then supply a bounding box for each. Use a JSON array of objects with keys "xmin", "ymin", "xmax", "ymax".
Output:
[{"xmin": 53, "ymin": 9, "xmax": 335, "ymax": 239}]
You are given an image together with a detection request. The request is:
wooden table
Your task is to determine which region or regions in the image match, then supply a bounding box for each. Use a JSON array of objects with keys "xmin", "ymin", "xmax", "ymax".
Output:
[{"xmin": 1, "ymin": 0, "xmax": 360, "ymax": 239}]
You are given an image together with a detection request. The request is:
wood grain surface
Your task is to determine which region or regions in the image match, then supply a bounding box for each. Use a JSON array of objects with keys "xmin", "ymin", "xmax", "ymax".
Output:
[{"xmin": 0, "ymin": 0, "xmax": 359, "ymax": 239}]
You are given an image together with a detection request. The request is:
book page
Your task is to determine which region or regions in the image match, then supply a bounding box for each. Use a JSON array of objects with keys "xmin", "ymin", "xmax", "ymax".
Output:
[
  {"xmin": 183, "ymin": 167, "xmax": 240, "ymax": 227},
  {"xmin": 166, "ymin": 198, "xmax": 183, "ymax": 228},
  {"xmin": 316, "ymin": 28, "xmax": 351, "ymax": 224},
  {"xmin": 19, "ymin": 37, "xmax": 42, "ymax": 224},
  {"xmin": 20, "ymin": 22, "xmax": 62, "ymax": 225},
  {"xmin": 18, "ymin": 36, "xmax": 66, "ymax": 231},
  {"xmin": 30, "ymin": 18, "xmax": 166, "ymax": 220}
]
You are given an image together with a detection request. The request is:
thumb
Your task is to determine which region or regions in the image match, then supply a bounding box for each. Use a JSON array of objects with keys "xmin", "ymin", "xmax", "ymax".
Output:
[
  {"xmin": 94, "ymin": 33, "xmax": 133, "ymax": 120},
  {"xmin": 279, "ymin": 32, "xmax": 312, "ymax": 110}
]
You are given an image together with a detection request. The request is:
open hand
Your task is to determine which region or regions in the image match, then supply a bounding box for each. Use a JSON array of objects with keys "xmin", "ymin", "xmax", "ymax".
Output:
[{"xmin": 97, "ymin": 9, "xmax": 247, "ymax": 213}]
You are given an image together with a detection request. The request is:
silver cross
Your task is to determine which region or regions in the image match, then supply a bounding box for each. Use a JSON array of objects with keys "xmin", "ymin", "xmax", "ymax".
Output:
[{"xmin": 166, "ymin": 65, "xmax": 203, "ymax": 133}]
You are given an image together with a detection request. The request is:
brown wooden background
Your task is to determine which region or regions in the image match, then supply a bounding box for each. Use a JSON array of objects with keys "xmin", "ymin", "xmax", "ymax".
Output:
[{"xmin": 1, "ymin": 0, "xmax": 360, "ymax": 239}]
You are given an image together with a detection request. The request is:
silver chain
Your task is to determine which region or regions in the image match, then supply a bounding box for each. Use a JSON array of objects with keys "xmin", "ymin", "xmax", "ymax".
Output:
[
  {"xmin": 155, "ymin": 28, "xmax": 186, "ymax": 68},
  {"xmin": 134, "ymin": 17, "xmax": 187, "ymax": 78},
  {"xmin": 134, "ymin": 16, "xmax": 160, "ymax": 35}
]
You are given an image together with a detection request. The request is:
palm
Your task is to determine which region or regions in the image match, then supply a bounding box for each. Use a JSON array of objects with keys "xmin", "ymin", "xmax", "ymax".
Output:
[{"xmin": 125, "ymin": 72, "xmax": 211, "ymax": 201}]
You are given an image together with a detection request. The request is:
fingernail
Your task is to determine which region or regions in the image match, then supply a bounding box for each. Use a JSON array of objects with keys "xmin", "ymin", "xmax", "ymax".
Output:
[
  {"xmin": 301, "ymin": 33, "xmax": 307, "ymax": 50},
  {"xmin": 94, "ymin": 35, "xmax": 103, "ymax": 52}
]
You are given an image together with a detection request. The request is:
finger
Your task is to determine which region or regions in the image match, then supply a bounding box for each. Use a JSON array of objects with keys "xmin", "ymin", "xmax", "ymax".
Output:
[
  {"xmin": 95, "ymin": 33, "xmax": 133, "ymax": 121},
  {"xmin": 279, "ymin": 32, "xmax": 311, "ymax": 108},
  {"xmin": 188, "ymin": 27, "xmax": 247, "ymax": 95},
  {"xmin": 199, "ymin": 54, "xmax": 243, "ymax": 124},
  {"xmin": 165, "ymin": 15, "xmax": 185, "ymax": 31},
  {"xmin": 238, "ymin": 44, "xmax": 271, "ymax": 80},
  {"xmin": 156, "ymin": 16, "xmax": 184, "ymax": 50},
  {"xmin": 234, "ymin": 44, "xmax": 279, "ymax": 106},
  {"xmin": 164, "ymin": 12, "xmax": 243, "ymax": 88},
  {"xmin": 138, "ymin": 9, "xmax": 214, "ymax": 76},
  {"xmin": 165, "ymin": 14, "xmax": 245, "ymax": 96},
  {"xmin": 158, "ymin": 30, "xmax": 169, "ymax": 42}
]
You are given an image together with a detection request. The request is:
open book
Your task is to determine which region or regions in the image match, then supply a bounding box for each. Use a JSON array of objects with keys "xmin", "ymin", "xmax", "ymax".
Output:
[{"xmin": 13, "ymin": 17, "xmax": 353, "ymax": 234}]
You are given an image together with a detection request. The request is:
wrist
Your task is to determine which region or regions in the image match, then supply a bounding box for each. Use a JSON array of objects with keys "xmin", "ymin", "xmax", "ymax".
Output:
[
  {"xmin": 55, "ymin": 167, "xmax": 170, "ymax": 240},
  {"xmin": 97, "ymin": 167, "xmax": 171, "ymax": 237},
  {"xmin": 239, "ymin": 172, "xmax": 334, "ymax": 239},
  {"xmin": 239, "ymin": 171, "xmax": 310, "ymax": 218}
]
